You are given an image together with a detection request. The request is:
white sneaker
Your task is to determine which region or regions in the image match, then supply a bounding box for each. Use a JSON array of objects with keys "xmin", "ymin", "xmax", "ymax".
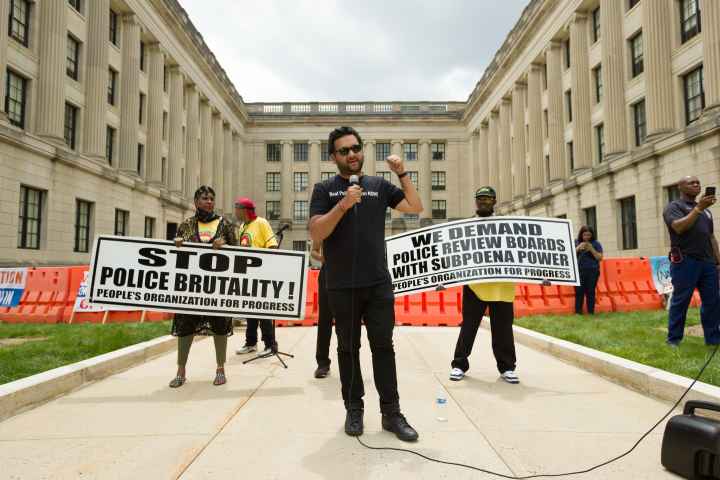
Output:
[
  {"xmin": 235, "ymin": 344, "xmax": 257, "ymax": 354},
  {"xmin": 449, "ymin": 368, "xmax": 465, "ymax": 381},
  {"xmin": 258, "ymin": 346, "xmax": 273, "ymax": 357},
  {"xmin": 500, "ymin": 370, "xmax": 520, "ymax": 384}
]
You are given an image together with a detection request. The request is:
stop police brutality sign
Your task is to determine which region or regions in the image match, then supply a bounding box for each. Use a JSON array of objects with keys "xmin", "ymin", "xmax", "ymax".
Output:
[
  {"xmin": 386, "ymin": 216, "xmax": 580, "ymax": 296},
  {"xmin": 88, "ymin": 236, "xmax": 308, "ymax": 319}
]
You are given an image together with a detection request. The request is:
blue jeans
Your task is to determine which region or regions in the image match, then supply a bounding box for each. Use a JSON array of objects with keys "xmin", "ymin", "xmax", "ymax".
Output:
[{"xmin": 668, "ymin": 257, "xmax": 720, "ymax": 345}]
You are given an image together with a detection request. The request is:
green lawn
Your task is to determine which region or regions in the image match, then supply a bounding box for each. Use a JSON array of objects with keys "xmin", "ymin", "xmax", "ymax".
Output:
[
  {"xmin": 0, "ymin": 322, "xmax": 171, "ymax": 385},
  {"xmin": 515, "ymin": 308, "xmax": 720, "ymax": 387}
]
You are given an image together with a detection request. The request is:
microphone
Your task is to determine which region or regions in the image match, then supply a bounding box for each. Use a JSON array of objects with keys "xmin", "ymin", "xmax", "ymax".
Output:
[
  {"xmin": 349, "ymin": 174, "xmax": 359, "ymax": 186},
  {"xmin": 277, "ymin": 223, "xmax": 291, "ymax": 233}
]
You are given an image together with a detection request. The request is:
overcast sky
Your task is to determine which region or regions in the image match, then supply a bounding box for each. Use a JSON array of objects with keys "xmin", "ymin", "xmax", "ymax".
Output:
[{"xmin": 179, "ymin": 1, "xmax": 530, "ymax": 103}]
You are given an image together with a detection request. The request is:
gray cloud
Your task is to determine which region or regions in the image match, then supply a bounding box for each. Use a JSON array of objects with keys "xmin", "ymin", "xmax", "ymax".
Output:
[{"xmin": 180, "ymin": 0, "xmax": 530, "ymax": 102}]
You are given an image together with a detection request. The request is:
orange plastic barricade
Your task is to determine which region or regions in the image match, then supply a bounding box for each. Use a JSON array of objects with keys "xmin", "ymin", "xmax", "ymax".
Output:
[
  {"xmin": 524, "ymin": 284, "xmax": 558, "ymax": 315},
  {"xmin": 0, "ymin": 268, "xmax": 71, "ymax": 323},
  {"xmin": 513, "ymin": 284, "xmax": 533, "ymax": 317},
  {"xmin": 541, "ymin": 285, "xmax": 572, "ymax": 314},
  {"xmin": 604, "ymin": 258, "xmax": 662, "ymax": 312}
]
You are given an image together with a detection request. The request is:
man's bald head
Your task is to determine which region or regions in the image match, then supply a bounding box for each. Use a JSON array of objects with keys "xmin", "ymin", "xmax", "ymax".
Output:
[{"xmin": 678, "ymin": 176, "xmax": 701, "ymax": 199}]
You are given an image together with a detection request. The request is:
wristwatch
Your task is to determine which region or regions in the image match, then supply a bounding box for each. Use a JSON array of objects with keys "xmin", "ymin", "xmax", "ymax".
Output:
[{"xmin": 397, "ymin": 171, "xmax": 408, "ymax": 179}]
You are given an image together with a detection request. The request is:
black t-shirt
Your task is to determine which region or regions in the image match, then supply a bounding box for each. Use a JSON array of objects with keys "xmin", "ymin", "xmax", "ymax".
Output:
[
  {"xmin": 309, "ymin": 174, "xmax": 405, "ymax": 289},
  {"xmin": 663, "ymin": 199, "xmax": 715, "ymax": 262}
]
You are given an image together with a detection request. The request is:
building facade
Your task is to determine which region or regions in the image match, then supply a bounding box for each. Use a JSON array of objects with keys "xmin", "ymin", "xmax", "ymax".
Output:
[{"xmin": 0, "ymin": 0, "xmax": 718, "ymax": 265}]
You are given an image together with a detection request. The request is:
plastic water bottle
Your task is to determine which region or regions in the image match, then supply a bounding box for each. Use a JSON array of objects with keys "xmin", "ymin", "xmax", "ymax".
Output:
[{"xmin": 435, "ymin": 390, "xmax": 448, "ymax": 422}]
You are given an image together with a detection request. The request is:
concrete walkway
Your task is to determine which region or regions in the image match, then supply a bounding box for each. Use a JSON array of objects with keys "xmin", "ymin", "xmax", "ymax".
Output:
[{"xmin": 0, "ymin": 326, "xmax": 681, "ymax": 479}]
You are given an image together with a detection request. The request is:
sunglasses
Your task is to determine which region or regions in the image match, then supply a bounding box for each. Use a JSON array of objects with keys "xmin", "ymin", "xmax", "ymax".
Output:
[{"xmin": 335, "ymin": 144, "xmax": 362, "ymax": 156}]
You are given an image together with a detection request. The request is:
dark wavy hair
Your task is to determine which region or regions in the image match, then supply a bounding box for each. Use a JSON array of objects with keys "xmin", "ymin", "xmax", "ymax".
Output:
[
  {"xmin": 328, "ymin": 126, "xmax": 363, "ymax": 155},
  {"xmin": 577, "ymin": 225, "xmax": 596, "ymax": 242},
  {"xmin": 194, "ymin": 185, "xmax": 216, "ymax": 201}
]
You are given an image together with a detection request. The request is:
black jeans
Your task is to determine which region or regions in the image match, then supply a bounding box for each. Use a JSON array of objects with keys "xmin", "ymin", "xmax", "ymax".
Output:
[
  {"xmin": 451, "ymin": 286, "xmax": 516, "ymax": 374},
  {"xmin": 245, "ymin": 318, "xmax": 275, "ymax": 348},
  {"xmin": 327, "ymin": 282, "xmax": 400, "ymax": 414},
  {"xmin": 575, "ymin": 268, "xmax": 600, "ymax": 314},
  {"xmin": 315, "ymin": 268, "xmax": 333, "ymax": 368}
]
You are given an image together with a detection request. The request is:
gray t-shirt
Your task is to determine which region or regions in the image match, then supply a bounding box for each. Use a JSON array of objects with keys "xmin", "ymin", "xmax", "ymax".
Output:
[{"xmin": 663, "ymin": 199, "xmax": 715, "ymax": 262}]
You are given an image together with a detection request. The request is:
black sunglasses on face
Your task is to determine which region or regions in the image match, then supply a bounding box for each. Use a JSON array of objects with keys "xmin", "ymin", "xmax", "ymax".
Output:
[{"xmin": 335, "ymin": 144, "xmax": 362, "ymax": 156}]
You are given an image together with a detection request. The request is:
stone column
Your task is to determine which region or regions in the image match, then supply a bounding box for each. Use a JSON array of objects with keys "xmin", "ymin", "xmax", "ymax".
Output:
[
  {"xmin": 223, "ymin": 123, "xmax": 233, "ymax": 209},
  {"xmin": 468, "ymin": 130, "xmax": 479, "ymax": 194},
  {"xmin": 36, "ymin": 0, "xmax": 68, "ymax": 140},
  {"xmin": 211, "ymin": 113, "xmax": 224, "ymax": 204},
  {"xmin": 199, "ymin": 100, "xmax": 213, "ymax": 186},
  {"xmin": 0, "ymin": 0, "xmax": 9, "ymax": 119},
  {"xmin": 233, "ymin": 133, "xmax": 244, "ymax": 197},
  {"xmin": 184, "ymin": 84, "xmax": 199, "ymax": 195},
  {"xmin": 118, "ymin": 14, "xmax": 141, "ymax": 173},
  {"xmin": 487, "ymin": 110, "xmax": 499, "ymax": 191},
  {"xmin": 570, "ymin": 13, "xmax": 593, "ymax": 168},
  {"xmin": 702, "ymin": 0, "xmax": 720, "ymax": 110},
  {"xmin": 145, "ymin": 44, "xmax": 164, "ymax": 184},
  {"xmin": 546, "ymin": 42, "xmax": 565, "ymax": 180},
  {"xmin": 167, "ymin": 66, "xmax": 184, "ymax": 193},
  {"xmin": 82, "ymin": 0, "xmax": 110, "ymax": 157},
  {"xmin": 512, "ymin": 83, "xmax": 527, "ymax": 198},
  {"xmin": 309, "ymin": 140, "xmax": 321, "ymax": 187},
  {"xmin": 528, "ymin": 64, "xmax": 544, "ymax": 190},
  {"xmin": 499, "ymin": 99, "xmax": 512, "ymax": 202},
  {"xmin": 478, "ymin": 124, "xmax": 489, "ymax": 188},
  {"xmin": 419, "ymin": 139, "xmax": 432, "ymax": 218},
  {"xmin": 281, "ymin": 141, "xmax": 293, "ymax": 220},
  {"xmin": 364, "ymin": 140, "xmax": 376, "ymax": 176},
  {"xmin": 601, "ymin": 0, "xmax": 628, "ymax": 153},
  {"xmin": 643, "ymin": 0, "xmax": 675, "ymax": 135}
]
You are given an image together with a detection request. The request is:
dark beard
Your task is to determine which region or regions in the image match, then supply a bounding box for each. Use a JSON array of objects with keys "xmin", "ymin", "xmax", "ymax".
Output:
[
  {"xmin": 338, "ymin": 159, "xmax": 364, "ymax": 176},
  {"xmin": 476, "ymin": 209, "xmax": 493, "ymax": 218}
]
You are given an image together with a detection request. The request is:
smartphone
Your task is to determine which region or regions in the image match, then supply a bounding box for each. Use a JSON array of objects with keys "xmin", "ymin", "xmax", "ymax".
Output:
[{"xmin": 706, "ymin": 186, "xmax": 716, "ymax": 197}]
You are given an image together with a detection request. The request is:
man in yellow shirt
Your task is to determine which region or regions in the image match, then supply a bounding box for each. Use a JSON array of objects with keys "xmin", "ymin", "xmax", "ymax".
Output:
[
  {"xmin": 449, "ymin": 186, "xmax": 519, "ymax": 384},
  {"xmin": 233, "ymin": 197, "xmax": 279, "ymax": 356}
]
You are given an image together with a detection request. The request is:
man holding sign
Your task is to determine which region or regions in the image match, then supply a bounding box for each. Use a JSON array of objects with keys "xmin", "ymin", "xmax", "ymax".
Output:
[{"xmin": 449, "ymin": 187, "xmax": 519, "ymax": 384}]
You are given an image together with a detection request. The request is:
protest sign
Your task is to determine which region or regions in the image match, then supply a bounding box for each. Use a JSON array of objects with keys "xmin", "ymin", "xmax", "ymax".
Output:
[
  {"xmin": 386, "ymin": 216, "xmax": 579, "ymax": 295},
  {"xmin": 88, "ymin": 236, "xmax": 307, "ymax": 319},
  {"xmin": 649, "ymin": 256, "xmax": 673, "ymax": 295},
  {"xmin": 0, "ymin": 268, "xmax": 27, "ymax": 307}
]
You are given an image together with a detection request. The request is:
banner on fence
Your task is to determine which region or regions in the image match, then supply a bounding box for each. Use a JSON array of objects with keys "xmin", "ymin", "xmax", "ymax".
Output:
[
  {"xmin": 88, "ymin": 236, "xmax": 307, "ymax": 319},
  {"xmin": 73, "ymin": 270, "xmax": 134, "ymax": 313},
  {"xmin": 386, "ymin": 217, "xmax": 579, "ymax": 295},
  {"xmin": 0, "ymin": 268, "xmax": 27, "ymax": 307},
  {"xmin": 649, "ymin": 255, "xmax": 673, "ymax": 295}
]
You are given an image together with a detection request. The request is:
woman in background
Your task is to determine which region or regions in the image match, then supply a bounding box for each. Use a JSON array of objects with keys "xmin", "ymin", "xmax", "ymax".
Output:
[{"xmin": 575, "ymin": 225, "xmax": 603, "ymax": 315}]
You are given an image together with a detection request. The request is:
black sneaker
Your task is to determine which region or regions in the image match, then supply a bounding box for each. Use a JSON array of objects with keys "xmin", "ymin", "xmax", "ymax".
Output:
[
  {"xmin": 344, "ymin": 409, "xmax": 364, "ymax": 436},
  {"xmin": 381, "ymin": 412, "xmax": 419, "ymax": 442},
  {"xmin": 314, "ymin": 365, "xmax": 330, "ymax": 378}
]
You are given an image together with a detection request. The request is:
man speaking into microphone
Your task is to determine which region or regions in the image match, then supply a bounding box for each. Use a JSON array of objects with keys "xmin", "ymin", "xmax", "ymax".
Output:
[{"xmin": 309, "ymin": 126, "xmax": 422, "ymax": 441}]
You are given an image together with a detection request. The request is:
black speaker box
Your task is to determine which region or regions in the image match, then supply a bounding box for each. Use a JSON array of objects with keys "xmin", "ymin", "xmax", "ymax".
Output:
[{"xmin": 662, "ymin": 400, "xmax": 720, "ymax": 479}]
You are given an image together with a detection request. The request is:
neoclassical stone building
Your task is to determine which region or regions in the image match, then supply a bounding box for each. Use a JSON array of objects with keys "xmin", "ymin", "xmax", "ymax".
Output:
[{"xmin": 0, "ymin": 0, "xmax": 718, "ymax": 265}]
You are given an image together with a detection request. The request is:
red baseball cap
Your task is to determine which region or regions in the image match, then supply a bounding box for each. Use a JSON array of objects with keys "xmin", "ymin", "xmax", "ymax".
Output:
[{"xmin": 234, "ymin": 197, "xmax": 257, "ymax": 220}]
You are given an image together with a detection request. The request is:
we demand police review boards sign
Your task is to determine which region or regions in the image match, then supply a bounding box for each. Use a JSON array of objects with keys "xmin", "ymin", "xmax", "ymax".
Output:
[{"xmin": 386, "ymin": 217, "xmax": 580, "ymax": 296}]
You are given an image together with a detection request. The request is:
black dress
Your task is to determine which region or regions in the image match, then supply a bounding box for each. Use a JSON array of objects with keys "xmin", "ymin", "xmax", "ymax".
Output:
[{"xmin": 170, "ymin": 214, "xmax": 236, "ymax": 337}]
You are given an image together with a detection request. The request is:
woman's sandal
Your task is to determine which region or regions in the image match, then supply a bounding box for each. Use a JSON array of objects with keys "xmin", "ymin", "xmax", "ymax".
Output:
[
  {"xmin": 213, "ymin": 370, "xmax": 226, "ymax": 386},
  {"xmin": 169, "ymin": 376, "xmax": 186, "ymax": 388}
]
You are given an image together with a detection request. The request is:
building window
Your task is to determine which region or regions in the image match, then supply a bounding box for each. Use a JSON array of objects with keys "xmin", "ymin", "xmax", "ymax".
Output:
[
  {"xmin": 666, "ymin": 184, "xmax": 681, "ymax": 203},
  {"xmin": 64, "ymin": 103, "xmax": 78, "ymax": 150},
  {"xmin": 139, "ymin": 93, "xmax": 145, "ymax": 124},
  {"xmin": 376, "ymin": 142, "xmax": 391, "ymax": 161},
  {"xmin": 564, "ymin": 39, "xmax": 571, "ymax": 69},
  {"xmin": 403, "ymin": 213, "xmax": 419, "ymax": 221},
  {"xmin": 543, "ymin": 109, "xmax": 549, "ymax": 138},
  {"xmin": 320, "ymin": 172, "xmax": 334, "ymax": 181},
  {"xmin": 565, "ymin": 90, "xmax": 572, "ymax": 123},
  {"xmin": 408, "ymin": 171, "xmax": 419, "ymax": 190},
  {"xmin": 163, "ymin": 65, "xmax": 168, "ymax": 92},
  {"xmin": 321, "ymin": 142, "xmax": 330, "ymax": 161},
  {"xmin": 593, "ymin": 65, "xmax": 603, "ymax": 103},
  {"xmin": 161, "ymin": 157, "xmax": 167, "ymax": 183},
  {"xmin": 137, "ymin": 143, "xmax": 144, "ymax": 175},
  {"xmin": 144, "ymin": 216, "xmax": 155, "ymax": 238},
  {"xmin": 431, "ymin": 142, "xmax": 445, "ymax": 160},
  {"xmin": 107, "ymin": 68, "xmax": 117, "ymax": 105},
  {"xmin": 293, "ymin": 172, "xmax": 308, "ymax": 192},
  {"xmin": 431, "ymin": 171, "xmax": 446, "ymax": 190},
  {"xmin": 109, "ymin": 9, "xmax": 118, "ymax": 45},
  {"xmin": 630, "ymin": 32, "xmax": 644, "ymax": 77},
  {"xmin": 293, "ymin": 201, "xmax": 308, "ymax": 221},
  {"xmin": 403, "ymin": 143, "xmax": 417, "ymax": 161},
  {"xmin": 18, "ymin": 186, "xmax": 43, "ymax": 249},
  {"xmin": 567, "ymin": 141, "xmax": 574, "ymax": 171},
  {"xmin": 378, "ymin": 171, "xmax": 392, "ymax": 182},
  {"xmin": 680, "ymin": 0, "xmax": 701, "ymax": 44},
  {"xmin": 620, "ymin": 196, "xmax": 638, "ymax": 250},
  {"xmin": 114, "ymin": 209, "xmax": 129, "ymax": 236},
  {"xmin": 267, "ymin": 143, "xmax": 281, "ymax": 162},
  {"xmin": 68, "ymin": 0, "xmax": 81, "ymax": 12},
  {"xmin": 106, "ymin": 126, "xmax": 115, "ymax": 165},
  {"xmin": 74, "ymin": 199, "xmax": 92, "ymax": 253},
  {"xmin": 5, "ymin": 70, "xmax": 27, "ymax": 128},
  {"xmin": 266, "ymin": 201, "xmax": 281, "ymax": 220},
  {"xmin": 293, "ymin": 143, "xmax": 308, "ymax": 162},
  {"xmin": 633, "ymin": 99, "xmax": 647, "ymax": 146},
  {"xmin": 629, "ymin": 0, "xmax": 640, "ymax": 9},
  {"xmin": 66, "ymin": 35, "xmax": 80, "ymax": 80},
  {"xmin": 432, "ymin": 200, "xmax": 446, "ymax": 220},
  {"xmin": 583, "ymin": 206, "xmax": 597, "ymax": 236},
  {"xmin": 293, "ymin": 240, "xmax": 307, "ymax": 252},
  {"xmin": 139, "ymin": 41, "xmax": 147, "ymax": 71},
  {"xmin": 266, "ymin": 172, "xmax": 280, "ymax": 192},
  {"xmin": 9, "ymin": 0, "xmax": 30, "ymax": 47},
  {"xmin": 595, "ymin": 124, "xmax": 605, "ymax": 163},
  {"xmin": 592, "ymin": 7, "xmax": 601, "ymax": 43},
  {"xmin": 683, "ymin": 65, "xmax": 705, "ymax": 125}
]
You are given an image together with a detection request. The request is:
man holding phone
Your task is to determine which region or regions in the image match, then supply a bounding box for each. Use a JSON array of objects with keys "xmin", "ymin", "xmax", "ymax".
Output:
[{"xmin": 663, "ymin": 176, "xmax": 720, "ymax": 347}]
